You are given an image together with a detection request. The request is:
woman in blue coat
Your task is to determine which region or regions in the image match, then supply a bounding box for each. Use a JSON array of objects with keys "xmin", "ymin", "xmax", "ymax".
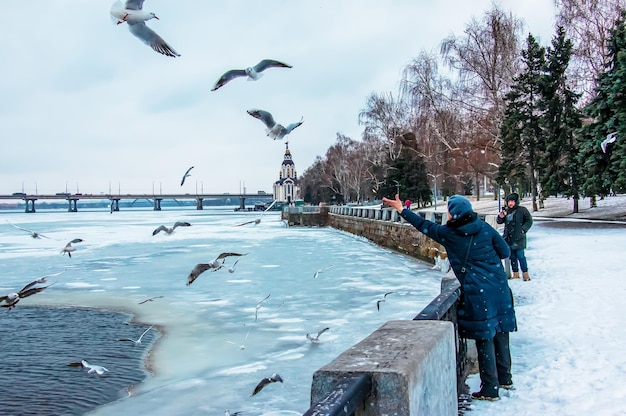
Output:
[{"xmin": 382, "ymin": 194, "xmax": 516, "ymax": 400}]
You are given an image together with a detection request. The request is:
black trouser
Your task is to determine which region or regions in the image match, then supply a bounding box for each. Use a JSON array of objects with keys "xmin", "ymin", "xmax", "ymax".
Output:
[{"xmin": 474, "ymin": 332, "xmax": 512, "ymax": 396}]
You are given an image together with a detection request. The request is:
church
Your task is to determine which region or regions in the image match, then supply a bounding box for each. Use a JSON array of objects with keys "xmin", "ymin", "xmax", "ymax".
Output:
[{"xmin": 273, "ymin": 143, "xmax": 300, "ymax": 205}]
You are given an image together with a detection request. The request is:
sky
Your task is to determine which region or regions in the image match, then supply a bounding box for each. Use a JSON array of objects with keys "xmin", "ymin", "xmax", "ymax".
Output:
[{"xmin": 0, "ymin": 1, "xmax": 557, "ymax": 196}]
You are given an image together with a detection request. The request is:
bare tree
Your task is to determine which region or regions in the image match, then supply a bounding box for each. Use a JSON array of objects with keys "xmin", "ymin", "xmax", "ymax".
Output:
[{"xmin": 555, "ymin": 0, "xmax": 625, "ymax": 104}]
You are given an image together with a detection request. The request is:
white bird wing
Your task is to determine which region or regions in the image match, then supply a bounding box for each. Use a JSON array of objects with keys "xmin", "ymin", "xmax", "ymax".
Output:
[
  {"xmin": 234, "ymin": 219, "xmax": 257, "ymax": 227},
  {"xmin": 253, "ymin": 59, "xmax": 292, "ymax": 73},
  {"xmin": 124, "ymin": 0, "xmax": 145, "ymax": 11},
  {"xmin": 127, "ymin": 22, "xmax": 180, "ymax": 57},
  {"xmin": 137, "ymin": 325, "xmax": 154, "ymax": 342},
  {"xmin": 247, "ymin": 109, "xmax": 276, "ymax": 129},
  {"xmin": 284, "ymin": 118, "xmax": 304, "ymax": 133},
  {"xmin": 316, "ymin": 327, "xmax": 330, "ymax": 337},
  {"xmin": 180, "ymin": 166, "xmax": 194, "ymax": 185},
  {"xmin": 173, "ymin": 221, "xmax": 191, "ymax": 229},
  {"xmin": 262, "ymin": 200, "xmax": 277, "ymax": 214},
  {"xmin": 211, "ymin": 69, "xmax": 247, "ymax": 91},
  {"xmin": 215, "ymin": 252, "xmax": 247, "ymax": 261}
]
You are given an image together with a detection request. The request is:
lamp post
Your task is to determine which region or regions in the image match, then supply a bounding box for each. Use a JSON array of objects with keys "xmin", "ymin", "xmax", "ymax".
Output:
[
  {"xmin": 392, "ymin": 180, "xmax": 400, "ymax": 196},
  {"xmin": 488, "ymin": 162, "xmax": 501, "ymax": 211},
  {"xmin": 427, "ymin": 174, "xmax": 442, "ymax": 211}
]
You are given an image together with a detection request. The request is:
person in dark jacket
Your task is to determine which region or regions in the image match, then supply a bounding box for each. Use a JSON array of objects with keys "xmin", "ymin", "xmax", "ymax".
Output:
[
  {"xmin": 382, "ymin": 193, "xmax": 516, "ymax": 400},
  {"xmin": 496, "ymin": 193, "xmax": 533, "ymax": 281}
]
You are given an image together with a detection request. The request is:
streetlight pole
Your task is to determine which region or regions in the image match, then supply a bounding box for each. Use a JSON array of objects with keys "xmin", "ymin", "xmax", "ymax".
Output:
[
  {"xmin": 392, "ymin": 180, "xmax": 400, "ymax": 196},
  {"xmin": 427, "ymin": 174, "xmax": 442, "ymax": 211}
]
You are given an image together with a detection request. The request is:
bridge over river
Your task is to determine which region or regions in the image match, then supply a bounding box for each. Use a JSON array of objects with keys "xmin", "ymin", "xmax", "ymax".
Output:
[{"xmin": 0, "ymin": 193, "xmax": 274, "ymax": 213}]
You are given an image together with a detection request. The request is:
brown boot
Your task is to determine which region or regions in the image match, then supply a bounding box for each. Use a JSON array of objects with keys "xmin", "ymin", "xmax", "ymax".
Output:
[
  {"xmin": 509, "ymin": 272, "xmax": 520, "ymax": 280},
  {"xmin": 522, "ymin": 272, "xmax": 531, "ymax": 281}
]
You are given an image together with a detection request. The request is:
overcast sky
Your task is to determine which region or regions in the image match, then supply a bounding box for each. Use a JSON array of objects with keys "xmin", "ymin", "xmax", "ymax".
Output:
[{"xmin": 0, "ymin": 1, "xmax": 556, "ymax": 196}]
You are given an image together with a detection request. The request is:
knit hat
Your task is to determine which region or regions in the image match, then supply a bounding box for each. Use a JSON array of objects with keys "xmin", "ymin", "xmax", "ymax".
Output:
[
  {"xmin": 506, "ymin": 193, "xmax": 519, "ymax": 203},
  {"xmin": 447, "ymin": 195, "xmax": 474, "ymax": 220}
]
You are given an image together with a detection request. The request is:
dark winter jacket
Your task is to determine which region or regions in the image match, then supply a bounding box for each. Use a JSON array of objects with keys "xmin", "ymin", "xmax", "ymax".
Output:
[
  {"xmin": 496, "ymin": 195, "xmax": 533, "ymax": 250},
  {"xmin": 400, "ymin": 208, "xmax": 516, "ymax": 340}
]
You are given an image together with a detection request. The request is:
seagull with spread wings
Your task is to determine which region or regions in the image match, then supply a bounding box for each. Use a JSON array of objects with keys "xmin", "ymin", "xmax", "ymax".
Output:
[
  {"xmin": 186, "ymin": 252, "xmax": 247, "ymax": 285},
  {"xmin": 69, "ymin": 360, "xmax": 110, "ymax": 375},
  {"xmin": 234, "ymin": 200, "xmax": 277, "ymax": 227},
  {"xmin": 251, "ymin": 373, "xmax": 283, "ymax": 396},
  {"xmin": 254, "ymin": 293, "xmax": 271, "ymax": 322},
  {"xmin": 7, "ymin": 221, "xmax": 51, "ymax": 239},
  {"xmin": 110, "ymin": 0, "xmax": 180, "ymax": 57},
  {"xmin": 601, "ymin": 132, "xmax": 617, "ymax": 153},
  {"xmin": 313, "ymin": 265, "xmax": 334, "ymax": 279},
  {"xmin": 138, "ymin": 295, "xmax": 164, "ymax": 305},
  {"xmin": 247, "ymin": 109, "xmax": 304, "ymax": 141},
  {"xmin": 118, "ymin": 325, "xmax": 154, "ymax": 346},
  {"xmin": 211, "ymin": 59, "xmax": 292, "ymax": 91},
  {"xmin": 180, "ymin": 166, "xmax": 194, "ymax": 186},
  {"xmin": 1, "ymin": 279, "xmax": 57, "ymax": 310},
  {"xmin": 376, "ymin": 291, "xmax": 394, "ymax": 311},
  {"xmin": 306, "ymin": 327, "xmax": 330, "ymax": 343},
  {"xmin": 152, "ymin": 221, "xmax": 191, "ymax": 236},
  {"xmin": 61, "ymin": 239, "xmax": 84, "ymax": 258}
]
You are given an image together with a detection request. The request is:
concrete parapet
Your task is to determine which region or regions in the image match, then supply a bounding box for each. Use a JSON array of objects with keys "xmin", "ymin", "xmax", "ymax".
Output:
[{"xmin": 311, "ymin": 320, "xmax": 457, "ymax": 416}]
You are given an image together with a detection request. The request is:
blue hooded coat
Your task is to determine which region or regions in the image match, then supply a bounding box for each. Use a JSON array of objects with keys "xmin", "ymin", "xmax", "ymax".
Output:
[{"xmin": 400, "ymin": 195, "xmax": 516, "ymax": 339}]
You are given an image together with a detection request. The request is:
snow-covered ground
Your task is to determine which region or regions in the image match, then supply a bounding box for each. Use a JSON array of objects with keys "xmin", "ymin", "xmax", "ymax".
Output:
[{"xmin": 463, "ymin": 194, "xmax": 626, "ymax": 415}]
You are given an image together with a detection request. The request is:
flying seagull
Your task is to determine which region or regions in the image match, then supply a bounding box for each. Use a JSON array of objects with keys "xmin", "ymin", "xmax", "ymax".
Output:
[
  {"xmin": 247, "ymin": 109, "xmax": 304, "ymax": 141},
  {"xmin": 313, "ymin": 265, "xmax": 334, "ymax": 279},
  {"xmin": 251, "ymin": 373, "xmax": 283, "ymax": 396},
  {"xmin": 7, "ymin": 221, "xmax": 51, "ymax": 239},
  {"xmin": 211, "ymin": 59, "xmax": 292, "ymax": 91},
  {"xmin": 138, "ymin": 295, "xmax": 164, "ymax": 305},
  {"xmin": 61, "ymin": 239, "xmax": 84, "ymax": 258},
  {"xmin": 69, "ymin": 360, "xmax": 109, "ymax": 375},
  {"xmin": 152, "ymin": 221, "xmax": 191, "ymax": 236},
  {"xmin": 234, "ymin": 200, "xmax": 277, "ymax": 227},
  {"xmin": 109, "ymin": 0, "xmax": 180, "ymax": 57},
  {"xmin": 180, "ymin": 166, "xmax": 194, "ymax": 186},
  {"xmin": 228, "ymin": 258, "xmax": 242, "ymax": 273},
  {"xmin": 376, "ymin": 291, "xmax": 394, "ymax": 311},
  {"xmin": 1, "ymin": 279, "xmax": 57, "ymax": 311},
  {"xmin": 601, "ymin": 132, "xmax": 617, "ymax": 153},
  {"xmin": 225, "ymin": 411, "xmax": 242, "ymax": 416},
  {"xmin": 306, "ymin": 327, "xmax": 330, "ymax": 343},
  {"xmin": 186, "ymin": 252, "xmax": 247, "ymax": 285},
  {"xmin": 255, "ymin": 293, "xmax": 271, "ymax": 322},
  {"xmin": 225, "ymin": 328, "xmax": 250, "ymax": 350},
  {"xmin": 118, "ymin": 325, "xmax": 154, "ymax": 346}
]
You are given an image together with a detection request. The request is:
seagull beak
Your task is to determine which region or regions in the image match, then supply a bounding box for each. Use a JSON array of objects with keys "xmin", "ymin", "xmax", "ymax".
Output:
[{"xmin": 154, "ymin": 15, "xmax": 160, "ymax": 20}]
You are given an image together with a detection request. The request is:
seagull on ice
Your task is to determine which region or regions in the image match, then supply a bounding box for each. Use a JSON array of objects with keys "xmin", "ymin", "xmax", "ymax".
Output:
[
  {"xmin": 180, "ymin": 166, "xmax": 194, "ymax": 186},
  {"xmin": 69, "ymin": 360, "xmax": 109, "ymax": 375},
  {"xmin": 211, "ymin": 59, "xmax": 292, "ymax": 91},
  {"xmin": 376, "ymin": 291, "xmax": 394, "ymax": 311},
  {"xmin": 1, "ymin": 279, "xmax": 57, "ymax": 310},
  {"xmin": 186, "ymin": 252, "xmax": 247, "ymax": 285},
  {"xmin": 109, "ymin": 0, "xmax": 180, "ymax": 57},
  {"xmin": 601, "ymin": 132, "xmax": 618, "ymax": 153},
  {"xmin": 251, "ymin": 373, "xmax": 283, "ymax": 396},
  {"xmin": 254, "ymin": 293, "xmax": 271, "ymax": 322},
  {"xmin": 138, "ymin": 295, "xmax": 164, "ymax": 305},
  {"xmin": 247, "ymin": 109, "xmax": 304, "ymax": 141},
  {"xmin": 7, "ymin": 221, "xmax": 51, "ymax": 239},
  {"xmin": 61, "ymin": 239, "xmax": 84, "ymax": 258},
  {"xmin": 118, "ymin": 325, "xmax": 154, "ymax": 346},
  {"xmin": 313, "ymin": 265, "xmax": 334, "ymax": 279},
  {"xmin": 234, "ymin": 200, "xmax": 277, "ymax": 227},
  {"xmin": 306, "ymin": 327, "xmax": 330, "ymax": 343},
  {"xmin": 152, "ymin": 221, "xmax": 191, "ymax": 236}
]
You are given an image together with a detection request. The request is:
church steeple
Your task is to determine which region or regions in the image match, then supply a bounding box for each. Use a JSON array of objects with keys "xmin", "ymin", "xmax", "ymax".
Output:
[{"xmin": 273, "ymin": 142, "xmax": 300, "ymax": 204}]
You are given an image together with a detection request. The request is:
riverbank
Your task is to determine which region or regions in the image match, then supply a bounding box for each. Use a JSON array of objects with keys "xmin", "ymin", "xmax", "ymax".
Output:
[{"xmin": 424, "ymin": 194, "xmax": 626, "ymax": 222}]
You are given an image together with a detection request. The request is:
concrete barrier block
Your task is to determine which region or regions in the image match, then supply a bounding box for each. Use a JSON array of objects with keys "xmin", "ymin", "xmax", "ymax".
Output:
[{"xmin": 311, "ymin": 320, "xmax": 457, "ymax": 416}]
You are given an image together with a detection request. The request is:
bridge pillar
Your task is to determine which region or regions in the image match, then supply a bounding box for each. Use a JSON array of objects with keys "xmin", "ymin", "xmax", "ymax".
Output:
[
  {"xmin": 110, "ymin": 198, "xmax": 120, "ymax": 212},
  {"xmin": 67, "ymin": 198, "xmax": 78, "ymax": 212},
  {"xmin": 25, "ymin": 198, "xmax": 37, "ymax": 213},
  {"xmin": 154, "ymin": 198, "xmax": 162, "ymax": 211},
  {"xmin": 239, "ymin": 196, "xmax": 245, "ymax": 210},
  {"xmin": 196, "ymin": 198, "xmax": 203, "ymax": 210}
]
